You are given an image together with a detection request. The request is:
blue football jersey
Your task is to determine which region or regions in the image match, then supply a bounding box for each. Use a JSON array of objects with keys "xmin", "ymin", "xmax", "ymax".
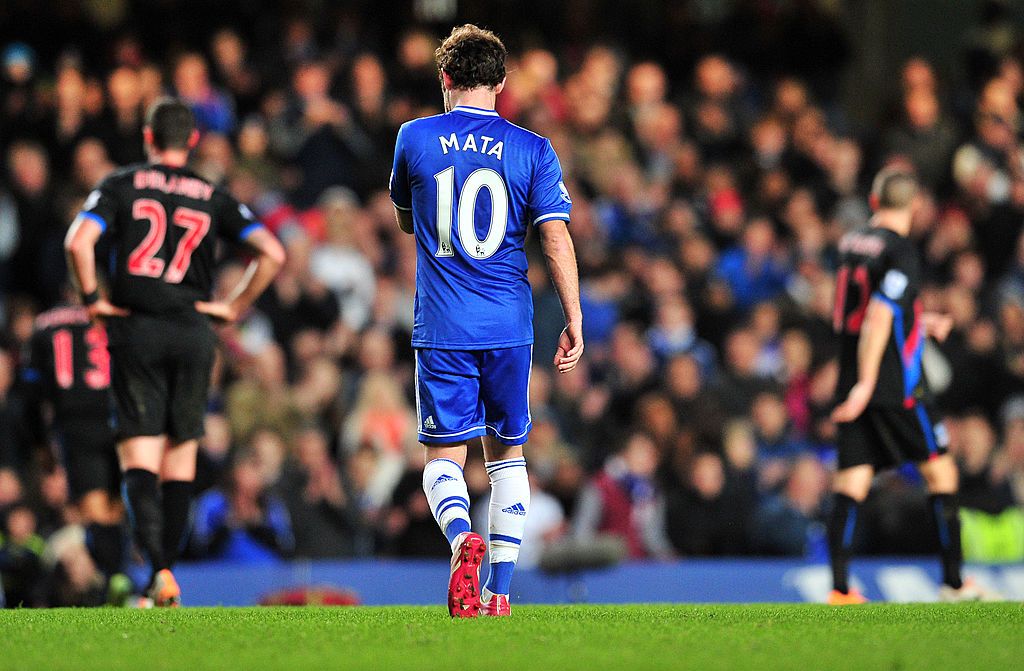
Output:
[{"xmin": 390, "ymin": 105, "xmax": 571, "ymax": 350}]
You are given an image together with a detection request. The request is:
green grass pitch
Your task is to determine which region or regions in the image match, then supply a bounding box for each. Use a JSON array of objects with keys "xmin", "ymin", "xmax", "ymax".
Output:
[{"xmin": 1, "ymin": 604, "xmax": 1022, "ymax": 670}]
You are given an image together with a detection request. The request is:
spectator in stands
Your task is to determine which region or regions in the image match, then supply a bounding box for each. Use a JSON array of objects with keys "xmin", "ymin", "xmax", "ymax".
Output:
[
  {"xmin": 191, "ymin": 451, "xmax": 295, "ymax": 563},
  {"xmin": 573, "ymin": 432, "xmax": 674, "ymax": 560}
]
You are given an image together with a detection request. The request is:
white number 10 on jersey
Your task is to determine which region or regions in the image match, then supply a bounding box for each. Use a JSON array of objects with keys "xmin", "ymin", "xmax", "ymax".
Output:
[{"xmin": 433, "ymin": 167, "xmax": 508, "ymax": 260}]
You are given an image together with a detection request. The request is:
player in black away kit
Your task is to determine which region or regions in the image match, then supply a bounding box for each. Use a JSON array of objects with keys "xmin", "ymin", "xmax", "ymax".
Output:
[
  {"xmin": 22, "ymin": 301, "xmax": 127, "ymax": 591},
  {"xmin": 64, "ymin": 98, "xmax": 285, "ymax": 606},
  {"xmin": 829, "ymin": 169, "xmax": 993, "ymax": 603}
]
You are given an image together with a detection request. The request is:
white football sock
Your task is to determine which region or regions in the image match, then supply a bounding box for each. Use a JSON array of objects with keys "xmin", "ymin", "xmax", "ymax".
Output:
[
  {"xmin": 422, "ymin": 458, "xmax": 471, "ymax": 550},
  {"xmin": 486, "ymin": 457, "xmax": 530, "ymax": 564}
]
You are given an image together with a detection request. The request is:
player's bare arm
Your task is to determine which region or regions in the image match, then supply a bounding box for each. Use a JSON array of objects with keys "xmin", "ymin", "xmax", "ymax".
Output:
[
  {"xmin": 395, "ymin": 207, "xmax": 414, "ymax": 234},
  {"xmin": 539, "ymin": 218, "xmax": 583, "ymax": 373},
  {"xmin": 64, "ymin": 215, "xmax": 130, "ymax": 321},
  {"xmin": 832, "ymin": 296, "xmax": 892, "ymax": 423},
  {"xmin": 195, "ymin": 227, "xmax": 286, "ymax": 323}
]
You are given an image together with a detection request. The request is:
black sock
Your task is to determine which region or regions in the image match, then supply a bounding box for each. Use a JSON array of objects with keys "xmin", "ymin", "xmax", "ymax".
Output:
[
  {"xmin": 161, "ymin": 480, "xmax": 193, "ymax": 569},
  {"xmin": 929, "ymin": 493, "xmax": 963, "ymax": 590},
  {"xmin": 85, "ymin": 522, "xmax": 126, "ymax": 577},
  {"xmin": 828, "ymin": 493, "xmax": 860, "ymax": 594},
  {"xmin": 122, "ymin": 468, "xmax": 166, "ymax": 577}
]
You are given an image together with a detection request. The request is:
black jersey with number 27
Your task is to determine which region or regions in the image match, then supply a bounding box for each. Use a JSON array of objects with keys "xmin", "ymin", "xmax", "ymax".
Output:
[
  {"xmin": 78, "ymin": 163, "xmax": 260, "ymax": 316},
  {"xmin": 833, "ymin": 225, "xmax": 927, "ymax": 408}
]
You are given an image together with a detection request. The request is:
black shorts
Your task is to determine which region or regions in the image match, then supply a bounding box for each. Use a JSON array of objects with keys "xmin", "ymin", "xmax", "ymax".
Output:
[
  {"xmin": 837, "ymin": 403, "xmax": 948, "ymax": 470},
  {"xmin": 58, "ymin": 421, "xmax": 119, "ymax": 500},
  {"xmin": 106, "ymin": 313, "xmax": 216, "ymax": 442}
]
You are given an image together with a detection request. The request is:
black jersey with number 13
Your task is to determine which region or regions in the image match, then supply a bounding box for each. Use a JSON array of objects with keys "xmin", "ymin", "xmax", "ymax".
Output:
[
  {"xmin": 79, "ymin": 163, "xmax": 259, "ymax": 317},
  {"xmin": 833, "ymin": 226, "xmax": 927, "ymax": 408}
]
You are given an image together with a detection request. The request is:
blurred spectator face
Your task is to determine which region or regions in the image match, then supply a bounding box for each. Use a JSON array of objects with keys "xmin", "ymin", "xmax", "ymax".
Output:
[
  {"xmin": 238, "ymin": 119, "xmax": 269, "ymax": 158},
  {"xmin": 138, "ymin": 63, "xmax": 164, "ymax": 106},
  {"xmin": 742, "ymin": 218, "xmax": 776, "ymax": 257},
  {"xmin": 902, "ymin": 57, "xmax": 936, "ymax": 93},
  {"xmin": 295, "ymin": 427, "xmax": 331, "ymax": 470},
  {"xmin": 55, "ymin": 64, "xmax": 86, "ymax": 109},
  {"xmin": 626, "ymin": 62, "xmax": 666, "ymax": 107},
  {"xmin": 248, "ymin": 430, "xmax": 286, "ymax": 484},
  {"xmin": 956, "ymin": 414, "xmax": 996, "ymax": 474},
  {"xmin": 679, "ymin": 235, "xmax": 715, "ymax": 276},
  {"xmin": 73, "ymin": 139, "xmax": 114, "ymax": 190},
  {"xmin": 5, "ymin": 505, "xmax": 36, "ymax": 543},
  {"xmin": 723, "ymin": 421, "xmax": 757, "ymax": 471},
  {"xmin": 785, "ymin": 457, "xmax": 828, "ymax": 513},
  {"xmin": 174, "ymin": 53, "xmax": 211, "ymax": 99},
  {"xmin": 398, "ymin": 31, "xmax": 436, "ymax": 70},
  {"xmin": 774, "ymin": 78, "xmax": 809, "ymax": 119},
  {"xmin": 579, "ymin": 46, "xmax": 622, "ymax": 96},
  {"xmin": 521, "ymin": 48, "xmax": 558, "ymax": 89},
  {"xmin": 636, "ymin": 394, "xmax": 677, "ymax": 442},
  {"xmin": 3, "ymin": 43, "xmax": 34, "ymax": 84},
  {"xmin": 233, "ymin": 457, "xmax": 267, "ymax": 499},
  {"xmin": 644, "ymin": 258, "xmax": 684, "ymax": 297},
  {"xmin": 665, "ymin": 355, "xmax": 701, "ymax": 399},
  {"xmin": 751, "ymin": 116, "xmax": 787, "ymax": 164},
  {"xmin": 634, "ymin": 102, "xmax": 681, "ymax": 149},
  {"xmin": 211, "ymin": 29, "xmax": 246, "ymax": 73},
  {"xmin": 952, "ymin": 251, "xmax": 986, "ymax": 291},
  {"xmin": 8, "ymin": 142, "xmax": 49, "ymax": 195},
  {"xmin": 0, "ymin": 468, "xmax": 22, "ymax": 506},
  {"xmin": 976, "ymin": 79, "xmax": 1019, "ymax": 150},
  {"xmin": 750, "ymin": 302, "xmax": 781, "ymax": 342},
  {"xmin": 194, "ymin": 133, "xmax": 235, "ymax": 184},
  {"xmin": 709, "ymin": 188, "xmax": 744, "ymax": 237},
  {"xmin": 655, "ymin": 293, "xmax": 694, "ymax": 332},
  {"xmin": 252, "ymin": 344, "xmax": 288, "ymax": 389},
  {"xmin": 40, "ymin": 467, "xmax": 68, "ymax": 509},
  {"xmin": 107, "ymin": 66, "xmax": 142, "ymax": 113},
  {"xmin": 622, "ymin": 433, "xmax": 659, "ymax": 477},
  {"xmin": 781, "ymin": 330, "xmax": 813, "ymax": 378},
  {"xmin": 905, "ymin": 89, "xmax": 940, "ymax": 130},
  {"xmin": 694, "ymin": 55, "xmax": 737, "ymax": 100},
  {"xmin": 725, "ymin": 329, "xmax": 760, "ymax": 376},
  {"xmin": 293, "ymin": 61, "xmax": 333, "ymax": 100},
  {"xmin": 690, "ymin": 452, "xmax": 725, "ymax": 500},
  {"xmin": 359, "ymin": 328, "xmax": 395, "ymax": 371},
  {"xmin": 352, "ymin": 54, "xmax": 387, "ymax": 102},
  {"xmin": 752, "ymin": 392, "xmax": 788, "ymax": 439},
  {"xmin": 611, "ymin": 324, "xmax": 655, "ymax": 381}
]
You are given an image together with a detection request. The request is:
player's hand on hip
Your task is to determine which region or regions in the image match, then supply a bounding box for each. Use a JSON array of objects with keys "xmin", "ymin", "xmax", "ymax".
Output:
[
  {"xmin": 195, "ymin": 300, "xmax": 239, "ymax": 323},
  {"xmin": 87, "ymin": 299, "xmax": 130, "ymax": 322},
  {"xmin": 554, "ymin": 321, "xmax": 584, "ymax": 373},
  {"xmin": 831, "ymin": 381, "xmax": 873, "ymax": 424}
]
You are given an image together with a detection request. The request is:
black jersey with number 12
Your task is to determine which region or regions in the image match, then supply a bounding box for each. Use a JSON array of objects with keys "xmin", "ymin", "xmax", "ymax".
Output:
[
  {"xmin": 833, "ymin": 226, "xmax": 927, "ymax": 408},
  {"xmin": 80, "ymin": 163, "xmax": 259, "ymax": 317}
]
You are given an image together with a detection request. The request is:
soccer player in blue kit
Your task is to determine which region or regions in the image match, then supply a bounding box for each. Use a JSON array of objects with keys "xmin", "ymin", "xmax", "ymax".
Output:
[{"xmin": 390, "ymin": 25, "xmax": 583, "ymax": 617}]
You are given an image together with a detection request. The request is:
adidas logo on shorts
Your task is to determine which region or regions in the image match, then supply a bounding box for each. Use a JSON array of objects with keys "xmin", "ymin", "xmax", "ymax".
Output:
[
  {"xmin": 432, "ymin": 474, "xmax": 456, "ymax": 490},
  {"xmin": 501, "ymin": 502, "xmax": 527, "ymax": 516},
  {"xmin": 423, "ymin": 416, "xmax": 437, "ymax": 430}
]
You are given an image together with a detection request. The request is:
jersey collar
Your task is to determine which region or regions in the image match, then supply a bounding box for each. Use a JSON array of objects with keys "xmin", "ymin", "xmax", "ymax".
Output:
[{"xmin": 451, "ymin": 105, "xmax": 500, "ymax": 117}]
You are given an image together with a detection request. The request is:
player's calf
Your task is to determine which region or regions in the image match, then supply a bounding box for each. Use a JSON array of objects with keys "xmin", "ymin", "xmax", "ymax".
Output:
[{"xmin": 483, "ymin": 457, "xmax": 529, "ymax": 610}]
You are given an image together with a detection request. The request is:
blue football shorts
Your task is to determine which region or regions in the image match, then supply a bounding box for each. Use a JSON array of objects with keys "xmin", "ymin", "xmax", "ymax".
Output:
[{"xmin": 414, "ymin": 345, "xmax": 532, "ymax": 446}]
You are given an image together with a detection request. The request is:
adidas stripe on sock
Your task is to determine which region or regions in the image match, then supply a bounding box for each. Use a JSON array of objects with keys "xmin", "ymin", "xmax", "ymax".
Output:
[{"xmin": 422, "ymin": 458, "xmax": 472, "ymax": 548}]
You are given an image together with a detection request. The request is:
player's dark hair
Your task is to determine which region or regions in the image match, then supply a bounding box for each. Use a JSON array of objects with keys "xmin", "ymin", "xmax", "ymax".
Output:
[
  {"xmin": 871, "ymin": 169, "xmax": 918, "ymax": 210},
  {"xmin": 435, "ymin": 24, "xmax": 506, "ymax": 91},
  {"xmin": 145, "ymin": 97, "xmax": 196, "ymax": 150}
]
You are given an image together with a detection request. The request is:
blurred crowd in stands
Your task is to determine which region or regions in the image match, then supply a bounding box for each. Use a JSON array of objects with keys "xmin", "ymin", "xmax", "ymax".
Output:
[{"xmin": 3, "ymin": 0, "xmax": 1024, "ymax": 605}]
